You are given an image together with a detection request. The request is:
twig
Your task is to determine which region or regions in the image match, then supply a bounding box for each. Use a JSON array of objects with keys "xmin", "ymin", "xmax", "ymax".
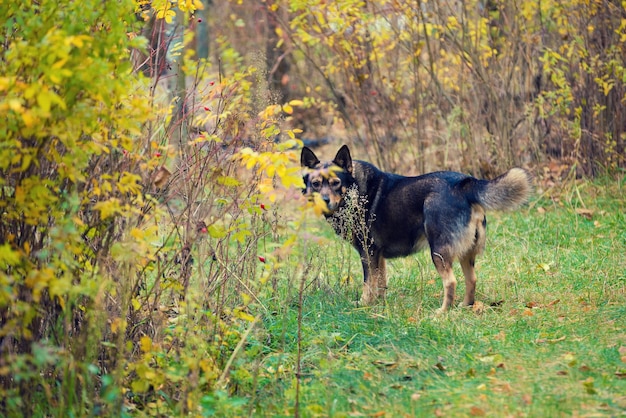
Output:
[{"xmin": 216, "ymin": 317, "xmax": 258, "ymax": 389}]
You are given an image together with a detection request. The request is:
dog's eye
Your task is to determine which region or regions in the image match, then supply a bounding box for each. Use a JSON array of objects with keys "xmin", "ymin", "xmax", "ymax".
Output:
[
  {"xmin": 329, "ymin": 178, "xmax": 341, "ymax": 188},
  {"xmin": 311, "ymin": 179, "xmax": 322, "ymax": 189}
]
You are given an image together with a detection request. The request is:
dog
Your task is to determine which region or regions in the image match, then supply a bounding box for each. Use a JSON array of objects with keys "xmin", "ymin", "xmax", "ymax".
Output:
[{"xmin": 301, "ymin": 145, "xmax": 531, "ymax": 312}]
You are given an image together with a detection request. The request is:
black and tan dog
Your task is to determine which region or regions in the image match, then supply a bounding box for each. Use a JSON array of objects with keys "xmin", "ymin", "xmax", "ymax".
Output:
[{"xmin": 301, "ymin": 145, "xmax": 531, "ymax": 312}]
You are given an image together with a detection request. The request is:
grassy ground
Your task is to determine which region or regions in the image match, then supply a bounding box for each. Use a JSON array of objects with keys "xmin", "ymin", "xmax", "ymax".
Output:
[{"xmin": 222, "ymin": 177, "xmax": 626, "ymax": 417}]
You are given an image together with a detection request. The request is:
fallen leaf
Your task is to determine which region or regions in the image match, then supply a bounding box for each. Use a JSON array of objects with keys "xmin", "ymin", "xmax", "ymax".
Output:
[
  {"xmin": 581, "ymin": 377, "xmax": 597, "ymax": 394},
  {"xmin": 154, "ymin": 166, "xmax": 171, "ymax": 188},
  {"xmin": 494, "ymin": 331, "xmax": 506, "ymax": 341},
  {"xmin": 478, "ymin": 353, "xmax": 504, "ymax": 364},
  {"xmin": 372, "ymin": 360, "xmax": 397, "ymax": 369},
  {"xmin": 470, "ymin": 406, "xmax": 486, "ymax": 416},
  {"xmin": 562, "ymin": 352, "xmax": 577, "ymax": 366},
  {"xmin": 434, "ymin": 362, "xmax": 446, "ymax": 371},
  {"xmin": 492, "ymin": 380, "xmax": 512, "ymax": 392},
  {"xmin": 472, "ymin": 301, "xmax": 486, "ymax": 314},
  {"xmin": 575, "ymin": 208, "xmax": 594, "ymax": 220},
  {"xmin": 537, "ymin": 262, "xmax": 551, "ymax": 272}
]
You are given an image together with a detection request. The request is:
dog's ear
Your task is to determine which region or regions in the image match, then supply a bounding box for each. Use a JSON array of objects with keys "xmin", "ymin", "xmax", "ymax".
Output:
[
  {"xmin": 333, "ymin": 145, "xmax": 352, "ymax": 173},
  {"xmin": 301, "ymin": 147, "xmax": 320, "ymax": 168}
]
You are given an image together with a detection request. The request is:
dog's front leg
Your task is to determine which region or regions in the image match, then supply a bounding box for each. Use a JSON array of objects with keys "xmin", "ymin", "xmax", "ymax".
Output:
[{"xmin": 359, "ymin": 250, "xmax": 386, "ymax": 305}]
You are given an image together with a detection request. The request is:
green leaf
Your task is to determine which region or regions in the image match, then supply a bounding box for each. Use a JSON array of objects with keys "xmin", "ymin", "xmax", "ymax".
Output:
[{"xmin": 0, "ymin": 243, "xmax": 21, "ymax": 269}]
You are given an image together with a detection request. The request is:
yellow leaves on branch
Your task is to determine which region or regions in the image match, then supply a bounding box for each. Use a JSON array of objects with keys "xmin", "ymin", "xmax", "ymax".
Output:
[
  {"xmin": 238, "ymin": 142, "xmax": 304, "ymax": 203},
  {"xmin": 152, "ymin": 0, "xmax": 204, "ymax": 23},
  {"xmin": 94, "ymin": 198, "xmax": 123, "ymax": 220}
]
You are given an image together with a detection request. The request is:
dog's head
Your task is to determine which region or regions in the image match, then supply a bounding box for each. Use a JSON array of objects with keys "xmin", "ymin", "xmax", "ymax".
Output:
[{"xmin": 301, "ymin": 145, "xmax": 355, "ymax": 215}]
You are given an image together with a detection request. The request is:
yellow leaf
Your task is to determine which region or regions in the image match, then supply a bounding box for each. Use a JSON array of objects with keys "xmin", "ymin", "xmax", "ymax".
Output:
[
  {"xmin": 130, "ymin": 228, "xmax": 144, "ymax": 240},
  {"xmin": 140, "ymin": 336, "xmax": 152, "ymax": 353},
  {"xmin": 282, "ymin": 104, "xmax": 293, "ymax": 115},
  {"xmin": 217, "ymin": 175, "xmax": 242, "ymax": 187},
  {"xmin": 312, "ymin": 193, "xmax": 330, "ymax": 216},
  {"xmin": 241, "ymin": 292, "xmax": 251, "ymax": 305},
  {"xmin": 207, "ymin": 224, "xmax": 228, "ymax": 239},
  {"xmin": 276, "ymin": 164, "xmax": 286, "ymax": 178},
  {"xmin": 22, "ymin": 110, "xmax": 37, "ymax": 128},
  {"xmin": 49, "ymin": 274, "xmax": 71, "ymax": 299},
  {"xmin": 131, "ymin": 379, "xmax": 150, "ymax": 393},
  {"xmin": 110, "ymin": 317, "xmax": 124, "ymax": 334},
  {"xmin": 258, "ymin": 178, "xmax": 274, "ymax": 194},
  {"xmin": 37, "ymin": 90, "xmax": 52, "ymax": 113},
  {"xmin": 0, "ymin": 243, "xmax": 21, "ymax": 269},
  {"xmin": 94, "ymin": 199, "xmax": 121, "ymax": 219},
  {"xmin": 234, "ymin": 309, "xmax": 255, "ymax": 322},
  {"xmin": 118, "ymin": 172, "xmax": 142, "ymax": 194},
  {"xmin": 8, "ymin": 99, "xmax": 23, "ymax": 112}
]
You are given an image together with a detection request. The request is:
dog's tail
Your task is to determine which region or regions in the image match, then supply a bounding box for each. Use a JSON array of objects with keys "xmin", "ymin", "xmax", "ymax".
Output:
[{"xmin": 469, "ymin": 168, "xmax": 532, "ymax": 211}]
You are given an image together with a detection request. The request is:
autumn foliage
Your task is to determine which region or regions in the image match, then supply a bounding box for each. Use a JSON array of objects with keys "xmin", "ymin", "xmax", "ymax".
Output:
[{"xmin": 1, "ymin": 0, "xmax": 625, "ymax": 416}]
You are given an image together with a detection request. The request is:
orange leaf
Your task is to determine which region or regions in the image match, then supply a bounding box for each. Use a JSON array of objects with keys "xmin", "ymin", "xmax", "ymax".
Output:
[{"xmin": 470, "ymin": 406, "xmax": 486, "ymax": 416}]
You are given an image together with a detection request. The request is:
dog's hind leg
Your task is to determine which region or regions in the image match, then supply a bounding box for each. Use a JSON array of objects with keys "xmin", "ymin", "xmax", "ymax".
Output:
[
  {"xmin": 459, "ymin": 256, "xmax": 477, "ymax": 306},
  {"xmin": 431, "ymin": 249, "xmax": 457, "ymax": 312},
  {"xmin": 359, "ymin": 250, "xmax": 386, "ymax": 305},
  {"xmin": 460, "ymin": 208, "xmax": 485, "ymax": 307}
]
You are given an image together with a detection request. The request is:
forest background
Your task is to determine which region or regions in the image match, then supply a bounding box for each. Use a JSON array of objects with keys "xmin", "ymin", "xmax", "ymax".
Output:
[{"xmin": 1, "ymin": 0, "xmax": 625, "ymax": 416}]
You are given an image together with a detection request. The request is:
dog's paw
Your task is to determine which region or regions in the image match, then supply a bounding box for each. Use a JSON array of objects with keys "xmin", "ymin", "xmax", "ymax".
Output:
[
  {"xmin": 358, "ymin": 286, "xmax": 379, "ymax": 306},
  {"xmin": 359, "ymin": 295, "xmax": 376, "ymax": 306},
  {"xmin": 434, "ymin": 307, "xmax": 449, "ymax": 316}
]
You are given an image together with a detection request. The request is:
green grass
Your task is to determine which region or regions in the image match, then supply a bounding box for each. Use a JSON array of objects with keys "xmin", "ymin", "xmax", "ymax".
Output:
[{"xmin": 231, "ymin": 178, "xmax": 626, "ymax": 417}]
